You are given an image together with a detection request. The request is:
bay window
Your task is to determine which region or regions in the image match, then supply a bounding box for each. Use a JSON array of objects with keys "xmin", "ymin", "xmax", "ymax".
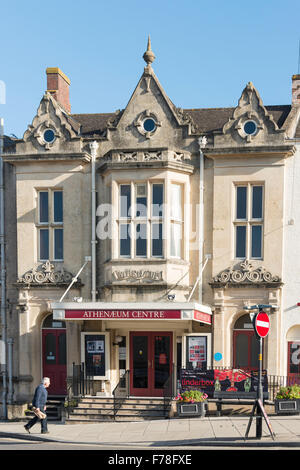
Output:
[{"xmin": 118, "ymin": 182, "xmax": 163, "ymax": 258}]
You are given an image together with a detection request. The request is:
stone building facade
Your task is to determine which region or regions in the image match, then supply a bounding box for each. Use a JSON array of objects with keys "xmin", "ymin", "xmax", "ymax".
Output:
[{"xmin": 2, "ymin": 41, "xmax": 300, "ymax": 412}]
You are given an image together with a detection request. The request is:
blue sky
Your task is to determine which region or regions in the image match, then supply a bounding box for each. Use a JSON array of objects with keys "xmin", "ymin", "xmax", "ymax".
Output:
[{"xmin": 0, "ymin": 0, "xmax": 300, "ymax": 138}]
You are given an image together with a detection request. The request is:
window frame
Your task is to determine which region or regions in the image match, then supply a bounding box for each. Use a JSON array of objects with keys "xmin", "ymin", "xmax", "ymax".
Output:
[
  {"xmin": 117, "ymin": 181, "xmax": 164, "ymax": 259},
  {"xmin": 234, "ymin": 183, "xmax": 264, "ymax": 260},
  {"xmin": 36, "ymin": 189, "xmax": 64, "ymax": 262}
]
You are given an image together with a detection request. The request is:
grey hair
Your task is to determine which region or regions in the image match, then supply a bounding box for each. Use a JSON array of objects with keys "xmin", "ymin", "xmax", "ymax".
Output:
[{"xmin": 42, "ymin": 377, "xmax": 50, "ymax": 384}]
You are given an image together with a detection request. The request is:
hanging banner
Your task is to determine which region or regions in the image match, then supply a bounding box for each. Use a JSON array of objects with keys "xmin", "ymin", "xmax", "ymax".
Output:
[{"xmin": 180, "ymin": 368, "xmax": 268, "ymax": 398}]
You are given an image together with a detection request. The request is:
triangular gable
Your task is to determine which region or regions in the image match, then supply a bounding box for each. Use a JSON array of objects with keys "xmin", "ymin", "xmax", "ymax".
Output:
[
  {"xmin": 215, "ymin": 82, "xmax": 286, "ymax": 147},
  {"xmin": 22, "ymin": 92, "xmax": 79, "ymax": 150}
]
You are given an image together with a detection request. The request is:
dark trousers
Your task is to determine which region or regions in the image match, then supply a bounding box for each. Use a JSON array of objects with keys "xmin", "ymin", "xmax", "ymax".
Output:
[{"xmin": 27, "ymin": 407, "xmax": 48, "ymax": 432}]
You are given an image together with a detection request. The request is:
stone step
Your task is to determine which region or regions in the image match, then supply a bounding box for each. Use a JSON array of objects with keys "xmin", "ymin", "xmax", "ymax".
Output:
[
  {"xmin": 76, "ymin": 402, "xmax": 168, "ymax": 410},
  {"xmin": 72, "ymin": 408, "xmax": 168, "ymax": 416}
]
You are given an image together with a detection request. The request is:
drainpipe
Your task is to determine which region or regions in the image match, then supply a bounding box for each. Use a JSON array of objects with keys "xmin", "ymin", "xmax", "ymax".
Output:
[
  {"xmin": 197, "ymin": 136, "xmax": 207, "ymax": 303},
  {"xmin": 7, "ymin": 338, "xmax": 13, "ymax": 404},
  {"xmin": 0, "ymin": 117, "xmax": 7, "ymax": 419},
  {"xmin": 89, "ymin": 141, "xmax": 98, "ymax": 302}
]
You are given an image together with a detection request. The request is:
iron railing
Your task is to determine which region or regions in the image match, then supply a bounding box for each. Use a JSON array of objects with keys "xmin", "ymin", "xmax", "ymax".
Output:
[
  {"xmin": 65, "ymin": 363, "xmax": 94, "ymax": 417},
  {"xmin": 163, "ymin": 364, "xmax": 175, "ymax": 415},
  {"xmin": 112, "ymin": 370, "xmax": 130, "ymax": 420}
]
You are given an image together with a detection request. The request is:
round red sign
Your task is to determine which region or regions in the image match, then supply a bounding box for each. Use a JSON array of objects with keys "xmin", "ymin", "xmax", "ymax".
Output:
[{"xmin": 254, "ymin": 311, "xmax": 270, "ymax": 338}]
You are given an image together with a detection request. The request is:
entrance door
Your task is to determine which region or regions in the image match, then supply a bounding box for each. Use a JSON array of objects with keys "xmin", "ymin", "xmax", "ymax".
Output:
[
  {"xmin": 130, "ymin": 332, "xmax": 173, "ymax": 397},
  {"xmin": 42, "ymin": 329, "xmax": 67, "ymax": 395},
  {"xmin": 233, "ymin": 330, "xmax": 260, "ymax": 371}
]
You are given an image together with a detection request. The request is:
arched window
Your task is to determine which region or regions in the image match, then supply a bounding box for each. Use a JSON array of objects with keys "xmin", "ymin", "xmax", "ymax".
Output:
[{"xmin": 42, "ymin": 313, "xmax": 66, "ymax": 329}]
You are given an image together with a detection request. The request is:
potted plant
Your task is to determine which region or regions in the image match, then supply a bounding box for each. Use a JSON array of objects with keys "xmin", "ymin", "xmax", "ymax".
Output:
[
  {"xmin": 275, "ymin": 384, "xmax": 300, "ymax": 415},
  {"xmin": 175, "ymin": 390, "xmax": 208, "ymax": 417}
]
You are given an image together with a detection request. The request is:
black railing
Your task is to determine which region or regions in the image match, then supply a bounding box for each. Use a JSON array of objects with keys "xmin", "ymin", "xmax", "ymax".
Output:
[
  {"xmin": 65, "ymin": 363, "xmax": 94, "ymax": 417},
  {"xmin": 112, "ymin": 370, "xmax": 130, "ymax": 420},
  {"xmin": 163, "ymin": 364, "xmax": 175, "ymax": 415}
]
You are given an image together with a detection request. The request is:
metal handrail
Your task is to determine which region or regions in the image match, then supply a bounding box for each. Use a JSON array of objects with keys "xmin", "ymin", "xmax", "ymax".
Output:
[
  {"xmin": 163, "ymin": 364, "xmax": 175, "ymax": 416},
  {"xmin": 112, "ymin": 370, "xmax": 130, "ymax": 420}
]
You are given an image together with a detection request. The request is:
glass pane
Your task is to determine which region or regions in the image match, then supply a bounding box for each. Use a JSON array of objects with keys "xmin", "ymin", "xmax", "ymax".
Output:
[
  {"xmin": 289, "ymin": 342, "xmax": 300, "ymax": 374},
  {"xmin": 39, "ymin": 229, "xmax": 49, "ymax": 260},
  {"xmin": 171, "ymin": 184, "xmax": 182, "ymax": 220},
  {"xmin": 152, "ymin": 184, "xmax": 163, "ymax": 217},
  {"xmin": 252, "ymin": 186, "xmax": 263, "ymax": 219},
  {"xmin": 58, "ymin": 332, "xmax": 66, "ymax": 365},
  {"xmin": 235, "ymin": 334, "xmax": 249, "ymax": 368},
  {"xmin": 186, "ymin": 336, "xmax": 207, "ymax": 370},
  {"xmin": 236, "ymin": 225, "xmax": 246, "ymax": 258},
  {"xmin": 251, "ymin": 225, "xmax": 262, "ymax": 258},
  {"xmin": 85, "ymin": 334, "xmax": 106, "ymax": 377},
  {"xmin": 236, "ymin": 186, "xmax": 247, "ymax": 220},
  {"xmin": 39, "ymin": 191, "xmax": 49, "ymax": 223},
  {"xmin": 154, "ymin": 335, "xmax": 170, "ymax": 389},
  {"xmin": 120, "ymin": 223, "xmax": 131, "ymax": 256},
  {"xmin": 43, "ymin": 314, "xmax": 66, "ymax": 329},
  {"xmin": 136, "ymin": 184, "xmax": 147, "ymax": 217},
  {"xmin": 152, "ymin": 223, "xmax": 163, "ymax": 257},
  {"xmin": 171, "ymin": 223, "xmax": 181, "ymax": 257},
  {"xmin": 133, "ymin": 336, "xmax": 148, "ymax": 388},
  {"xmin": 45, "ymin": 333, "xmax": 56, "ymax": 364},
  {"xmin": 54, "ymin": 191, "xmax": 63, "ymax": 222},
  {"xmin": 136, "ymin": 223, "xmax": 147, "ymax": 256},
  {"xmin": 120, "ymin": 185, "xmax": 131, "ymax": 217},
  {"xmin": 54, "ymin": 228, "xmax": 64, "ymax": 260}
]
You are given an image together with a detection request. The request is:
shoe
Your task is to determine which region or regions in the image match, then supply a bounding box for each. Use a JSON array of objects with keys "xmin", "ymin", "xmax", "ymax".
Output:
[
  {"xmin": 24, "ymin": 425, "xmax": 30, "ymax": 434},
  {"xmin": 41, "ymin": 431, "xmax": 49, "ymax": 434}
]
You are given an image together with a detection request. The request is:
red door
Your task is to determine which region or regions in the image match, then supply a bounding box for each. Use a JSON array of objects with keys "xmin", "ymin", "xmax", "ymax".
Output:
[
  {"xmin": 287, "ymin": 341, "xmax": 300, "ymax": 385},
  {"xmin": 42, "ymin": 329, "xmax": 67, "ymax": 395},
  {"xmin": 233, "ymin": 330, "xmax": 260, "ymax": 371},
  {"xmin": 130, "ymin": 332, "xmax": 173, "ymax": 397}
]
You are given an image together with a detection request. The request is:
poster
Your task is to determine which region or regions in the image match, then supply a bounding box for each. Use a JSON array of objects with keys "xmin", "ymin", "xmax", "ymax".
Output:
[
  {"xmin": 186, "ymin": 336, "xmax": 207, "ymax": 369},
  {"xmin": 180, "ymin": 368, "xmax": 268, "ymax": 398},
  {"xmin": 84, "ymin": 334, "xmax": 106, "ymax": 377}
]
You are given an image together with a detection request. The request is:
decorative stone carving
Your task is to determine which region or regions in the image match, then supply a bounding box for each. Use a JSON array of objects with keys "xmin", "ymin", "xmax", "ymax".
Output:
[
  {"xmin": 134, "ymin": 110, "xmax": 161, "ymax": 139},
  {"xmin": 112, "ymin": 269, "xmax": 163, "ymax": 283},
  {"xmin": 212, "ymin": 260, "xmax": 281, "ymax": 286},
  {"xmin": 101, "ymin": 149, "xmax": 192, "ymax": 165},
  {"xmin": 17, "ymin": 260, "xmax": 79, "ymax": 286},
  {"xmin": 175, "ymin": 108, "xmax": 199, "ymax": 134}
]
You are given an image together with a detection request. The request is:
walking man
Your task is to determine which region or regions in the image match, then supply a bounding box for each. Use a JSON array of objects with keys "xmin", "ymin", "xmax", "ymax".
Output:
[{"xmin": 24, "ymin": 377, "xmax": 50, "ymax": 434}]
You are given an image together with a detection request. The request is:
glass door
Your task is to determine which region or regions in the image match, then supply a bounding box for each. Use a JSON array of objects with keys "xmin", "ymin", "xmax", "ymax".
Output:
[{"xmin": 130, "ymin": 332, "xmax": 172, "ymax": 396}]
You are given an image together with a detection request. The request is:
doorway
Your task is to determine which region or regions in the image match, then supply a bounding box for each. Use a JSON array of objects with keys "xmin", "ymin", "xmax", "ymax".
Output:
[
  {"xmin": 42, "ymin": 314, "xmax": 67, "ymax": 395},
  {"xmin": 130, "ymin": 332, "xmax": 173, "ymax": 397},
  {"xmin": 233, "ymin": 314, "xmax": 260, "ymax": 371}
]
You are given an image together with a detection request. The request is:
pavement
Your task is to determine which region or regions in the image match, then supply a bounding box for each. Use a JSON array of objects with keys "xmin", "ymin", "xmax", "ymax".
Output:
[{"xmin": 1, "ymin": 415, "xmax": 300, "ymax": 448}]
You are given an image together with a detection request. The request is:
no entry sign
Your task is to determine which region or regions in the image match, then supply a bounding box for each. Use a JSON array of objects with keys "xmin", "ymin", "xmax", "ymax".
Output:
[{"xmin": 254, "ymin": 311, "xmax": 270, "ymax": 338}]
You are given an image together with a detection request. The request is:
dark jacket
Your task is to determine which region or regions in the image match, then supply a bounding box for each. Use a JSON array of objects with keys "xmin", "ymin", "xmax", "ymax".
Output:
[{"xmin": 32, "ymin": 383, "xmax": 48, "ymax": 409}]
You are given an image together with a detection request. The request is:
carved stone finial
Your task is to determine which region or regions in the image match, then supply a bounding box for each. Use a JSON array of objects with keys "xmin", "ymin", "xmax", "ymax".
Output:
[{"xmin": 143, "ymin": 35, "xmax": 155, "ymax": 69}]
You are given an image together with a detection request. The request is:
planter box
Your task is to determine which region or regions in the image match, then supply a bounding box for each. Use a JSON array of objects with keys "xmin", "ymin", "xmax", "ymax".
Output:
[
  {"xmin": 275, "ymin": 399, "xmax": 300, "ymax": 415},
  {"xmin": 176, "ymin": 401, "xmax": 206, "ymax": 417}
]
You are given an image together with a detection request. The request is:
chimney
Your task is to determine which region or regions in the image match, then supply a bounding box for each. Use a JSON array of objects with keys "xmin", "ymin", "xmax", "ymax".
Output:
[
  {"xmin": 292, "ymin": 74, "xmax": 300, "ymax": 106},
  {"xmin": 46, "ymin": 67, "xmax": 71, "ymax": 113}
]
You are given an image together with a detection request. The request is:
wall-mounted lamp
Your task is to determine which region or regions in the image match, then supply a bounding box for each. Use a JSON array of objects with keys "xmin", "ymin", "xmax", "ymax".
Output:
[{"xmin": 113, "ymin": 335, "xmax": 123, "ymax": 346}]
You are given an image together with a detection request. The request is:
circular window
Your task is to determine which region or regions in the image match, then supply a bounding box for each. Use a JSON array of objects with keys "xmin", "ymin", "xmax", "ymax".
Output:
[
  {"xmin": 143, "ymin": 118, "xmax": 156, "ymax": 133},
  {"xmin": 243, "ymin": 121, "xmax": 257, "ymax": 136},
  {"xmin": 43, "ymin": 129, "xmax": 56, "ymax": 143}
]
